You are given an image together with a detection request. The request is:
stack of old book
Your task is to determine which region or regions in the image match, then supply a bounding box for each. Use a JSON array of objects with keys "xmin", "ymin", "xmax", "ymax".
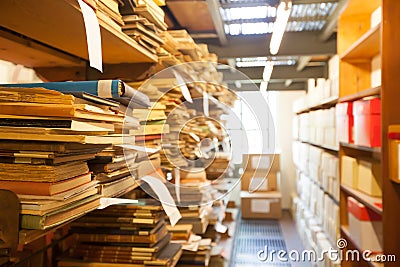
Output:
[
  {"xmin": 58, "ymin": 198, "xmax": 182, "ymax": 267},
  {"xmin": 97, "ymin": 0, "xmax": 125, "ymax": 29},
  {"xmin": 88, "ymin": 145, "xmax": 139, "ymax": 197},
  {"xmin": 131, "ymin": 103, "xmax": 169, "ymax": 148},
  {"xmin": 167, "ymin": 30, "xmax": 202, "ymax": 62},
  {"xmin": 120, "ymin": 0, "xmax": 167, "ymax": 56},
  {"xmin": 0, "ymin": 86, "xmax": 133, "ymax": 229}
]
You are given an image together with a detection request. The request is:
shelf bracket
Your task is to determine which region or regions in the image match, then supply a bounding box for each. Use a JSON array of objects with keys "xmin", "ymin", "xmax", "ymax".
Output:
[{"xmin": 0, "ymin": 189, "xmax": 19, "ymax": 262}]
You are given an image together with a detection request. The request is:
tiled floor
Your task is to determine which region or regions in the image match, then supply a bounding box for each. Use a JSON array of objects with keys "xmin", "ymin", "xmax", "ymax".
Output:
[{"xmin": 231, "ymin": 211, "xmax": 311, "ymax": 267}]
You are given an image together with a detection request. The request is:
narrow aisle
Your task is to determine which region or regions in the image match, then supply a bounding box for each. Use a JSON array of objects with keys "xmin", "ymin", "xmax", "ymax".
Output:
[{"xmin": 231, "ymin": 211, "xmax": 311, "ymax": 267}]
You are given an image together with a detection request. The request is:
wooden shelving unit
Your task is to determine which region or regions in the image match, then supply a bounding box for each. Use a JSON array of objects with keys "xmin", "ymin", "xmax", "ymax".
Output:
[
  {"xmin": 340, "ymin": 24, "xmax": 381, "ymax": 62},
  {"xmin": 0, "ymin": 0, "xmax": 158, "ymax": 81},
  {"xmin": 341, "ymin": 184, "xmax": 382, "ymax": 215},
  {"xmin": 338, "ymin": 1, "xmax": 400, "ymax": 266},
  {"xmin": 294, "ymin": 95, "xmax": 338, "ymax": 114},
  {"xmin": 338, "ymin": 86, "xmax": 381, "ymax": 103},
  {"xmin": 304, "ymin": 140, "xmax": 339, "ymax": 153},
  {"xmin": 341, "ymin": 226, "xmax": 384, "ymax": 267}
]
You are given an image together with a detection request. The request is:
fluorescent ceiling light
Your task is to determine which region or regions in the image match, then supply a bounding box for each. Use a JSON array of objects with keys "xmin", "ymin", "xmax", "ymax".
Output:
[
  {"xmin": 263, "ymin": 61, "xmax": 274, "ymax": 82},
  {"xmin": 260, "ymin": 81, "xmax": 268, "ymax": 91},
  {"xmin": 269, "ymin": 0, "xmax": 292, "ymax": 55}
]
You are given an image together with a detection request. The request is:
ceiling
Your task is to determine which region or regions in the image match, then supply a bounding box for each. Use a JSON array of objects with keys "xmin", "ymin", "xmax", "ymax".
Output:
[{"xmin": 163, "ymin": 0, "xmax": 347, "ymax": 91}]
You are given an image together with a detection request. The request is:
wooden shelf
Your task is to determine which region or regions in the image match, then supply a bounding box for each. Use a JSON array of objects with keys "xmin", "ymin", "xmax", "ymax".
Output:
[
  {"xmin": 303, "ymin": 171, "xmax": 340, "ymax": 204},
  {"xmin": 341, "ymin": 226, "xmax": 383, "ymax": 267},
  {"xmin": 340, "ymin": 142, "xmax": 381, "ymax": 154},
  {"xmin": 0, "ymin": 0, "xmax": 157, "ymax": 68},
  {"xmin": 296, "ymin": 139, "xmax": 339, "ymax": 153},
  {"xmin": 18, "ymin": 182, "xmax": 140, "ymax": 246},
  {"xmin": 295, "ymin": 96, "xmax": 339, "ymax": 114},
  {"xmin": 341, "ymin": 24, "xmax": 381, "ymax": 62},
  {"xmin": 338, "ymin": 86, "xmax": 381, "ymax": 103},
  {"xmin": 341, "ymin": 184, "xmax": 382, "ymax": 215}
]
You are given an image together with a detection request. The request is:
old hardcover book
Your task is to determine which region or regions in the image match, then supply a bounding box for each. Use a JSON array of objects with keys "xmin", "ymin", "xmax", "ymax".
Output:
[
  {"xmin": 0, "ymin": 161, "xmax": 89, "ymax": 182},
  {"xmin": 98, "ymin": 176, "xmax": 137, "ymax": 197},
  {"xmin": 0, "ymin": 140, "xmax": 108, "ymax": 153},
  {"xmin": 0, "ymin": 152, "xmax": 96, "ymax": 165},
  {"xmin": 20, "ymin": 187, "xmax": 98, "ymax": 213},
  {"xmin": 0, "ymin": 116, "xmax": 115, "ymax": 132},
  {"xmin": 0, "ymin": 172, "xmax": 92, "ymax": 196},
  {"xmin": 74, "ymin": 224, "xmax": 167, "ymax": 244},
  {"xmin": 20, "ymin": 195, "xmax": 101, "ymax": 230},
  {"xmin": 0, "ymin": 130, "xmax": 129, "ymax": 144},
  {"xmin": 18, "ymin": 180, "xmax": 98, "ymax": 201}
]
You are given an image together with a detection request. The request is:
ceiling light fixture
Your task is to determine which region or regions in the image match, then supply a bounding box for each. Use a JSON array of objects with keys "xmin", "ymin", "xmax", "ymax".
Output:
[
  {"xmin": 260, "ymin": 81, "xmax": 268, "ymax": 91},
  {"xmin": 263, "ymin": 60, "xmax": 274, "ymax": 82},
  {"xmin": 269, "ymin": 0, "xmax": 292, "ymax": 55}
]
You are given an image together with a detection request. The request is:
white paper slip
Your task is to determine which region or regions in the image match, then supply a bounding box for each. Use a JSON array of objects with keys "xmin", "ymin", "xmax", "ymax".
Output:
[
  {"xmin": 251, "ymin": 155, "xmax": 271, "ymax": 170},
  {"xmin": 249, "ymin": 177, "xmax": 268, "ymax": 192},
  {"xmin": 215, "ymin": 222, "xmax": 228, "ymax": 234},
  {"xmin": 141, "ymin": 175, "xmax": 182, "ymax": 226},
  {"xmin": 118, "ymin": 144, "xmax": 160, "ymax": 154},
  {"xmin": 203, "ymin": 91, "xmax": 209, "ymax": 116},
  {"xmin": 77, "ymin": 0, "xmax": 103, "ymax": 72},
  {"xmin": 174, "ymin": 168, "xmax": 181, "ymax": 203},
  {"xmin": 251, "ymin": 199, "xmax": 271, "ymax": 213},
  {"xmin": 98, "ymin": 198, "xmax": 139, "ymax": 209},
  {"xmin": 173, "ymin": 70, "xmax": 192, "ymax": 103}
]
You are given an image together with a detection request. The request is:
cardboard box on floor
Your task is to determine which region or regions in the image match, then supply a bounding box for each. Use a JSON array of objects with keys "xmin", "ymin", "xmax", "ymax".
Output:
[
  {"xmin": 242, "ymin": 154, "xmax": 280, "ymax": 173},
  {"xmin": 240, "ymin": 191, "xmax": 282, "ymax": 219},
  {"xmin": 241, "ymin": 171, "xmax": 279, "ymax": 192}
]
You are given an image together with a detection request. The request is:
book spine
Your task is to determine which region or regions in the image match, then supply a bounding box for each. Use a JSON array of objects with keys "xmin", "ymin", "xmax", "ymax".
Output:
[
  {"xmin": 1, "ymin": 80, "xmax": 122, "ymax": 99},
  {"xmin": 20, "ymin": 214, "xmax": 44, "ymax": 230}
]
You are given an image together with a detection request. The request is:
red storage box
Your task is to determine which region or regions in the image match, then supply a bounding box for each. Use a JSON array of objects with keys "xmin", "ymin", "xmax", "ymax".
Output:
[
  {"xmin": 347, "ymin": 197, "xmax": 383, "ymax": 252},
  {"xmin": 353, "ymin": 98, "xmax": 381, "ymax": 147},
  {"xmin": 336, "ymin": 102, "xmax": 353, "ymax": 143}
]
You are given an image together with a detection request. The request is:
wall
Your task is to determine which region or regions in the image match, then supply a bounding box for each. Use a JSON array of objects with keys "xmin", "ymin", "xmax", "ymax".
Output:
[{"xmin": 269, "ymin": 90, "xmax": 305, "ymax": 209}]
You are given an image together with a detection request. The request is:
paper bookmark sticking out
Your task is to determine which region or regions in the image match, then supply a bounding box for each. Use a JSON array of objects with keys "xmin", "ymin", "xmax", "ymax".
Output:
[
  {"xmin": 141, "ymin": 175, "xmax": 182, "ymax": 226},
  {"xmin": 174, "ymin": 168, "xmax": 181, "ymax": 203},
  {"xmin": 203, "ymin": 91, "xmax": 209, "ymax": 116},
  {"xmin": 77, "ymin": 0, "xmax": 103, "ymax": 72},
  {"xmin": 98, "ymin": 198, "xmax": 139, "ymax": 209},
  {"xmin": 173, "ymin": 70, "xmax": 192, "ymax": 103},
  {"xmin": 118, "ymin": 144, "xmax": 160, "ymax": 154}
]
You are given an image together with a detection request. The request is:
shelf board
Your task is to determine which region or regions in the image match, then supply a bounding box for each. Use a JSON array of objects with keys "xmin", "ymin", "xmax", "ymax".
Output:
[
  {"xmin": 0, "ymin": 0, "xmax": 157, "ymax": 67},
  {"xmin": 341, "ymin": 184, "xmax": 382, "ymax": 215},
  {"xmin": 338, "ymin": 86, "xmax": 381, "ymax": 103},
  {"xmin": 340, "ymin": 142, "xmax": 381, "ymax": 154},
  {"xmin": 295, "ymin": 96, "xmax": 339, "ymax": 114},
  {"xmin": 303, "ymin": 171, "xmax": 340, "ymax": 205},
  {"xmin": 341, "ymin": 24, "xmax": 381, "ymax": 62},
  {"xmin": 340, "ymin": 226, "xmax": 383, "ymax": 267},
  {"xmin": 297, "ymin": 140, "xmax": 339, "ymax": 153}
]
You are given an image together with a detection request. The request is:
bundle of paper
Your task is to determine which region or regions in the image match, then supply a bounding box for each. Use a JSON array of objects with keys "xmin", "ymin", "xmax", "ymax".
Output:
[
  {"xmin": 120, "ymin": 0, "xmax": 167, "ymax": 56},
  {"xmin": 97, "ymin": 0, "xmax": 125, "ymax": 27},
  {"xmin": 89, "ymin": 145, "xmax": 138, "ymax": 197},
  {"xmin": 176, "ymin": 237, "xmax": 212, "ymax": 267},
  {"xmin": 59, "ymin": 198, "xmax": 182, "ymax": 267}
]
